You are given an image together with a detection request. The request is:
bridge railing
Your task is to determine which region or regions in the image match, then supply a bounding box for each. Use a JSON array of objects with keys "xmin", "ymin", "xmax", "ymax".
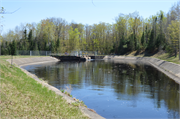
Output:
[
  {"xmin": 16, "ymin": 50, "xmax": 51, "ymax": 56},
  {"xmin": 51, "ymin": 51, "xmax": 97, "ymax": 56}
]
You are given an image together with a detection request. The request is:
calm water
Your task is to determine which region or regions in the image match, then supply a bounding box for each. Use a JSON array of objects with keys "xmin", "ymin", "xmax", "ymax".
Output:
[{"xmin": 22, "ymin": 60, "xmax": 180, "ymax": 118}]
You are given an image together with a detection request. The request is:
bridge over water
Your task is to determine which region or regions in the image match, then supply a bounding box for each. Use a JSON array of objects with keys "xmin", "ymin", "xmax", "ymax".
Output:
[{"xmin": 51, "ymin": 55, "xmax": 105, "ymax": 61}]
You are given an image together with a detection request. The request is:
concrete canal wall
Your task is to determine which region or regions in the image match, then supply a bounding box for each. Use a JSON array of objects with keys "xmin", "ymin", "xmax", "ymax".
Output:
[
  {"xmin": 7, "ymin": 57, "xmax": 60, "ymax": 67},
  {"xmin": 103, "ymin": 55, "xmax": 180, "ymax": 84},
  {"xmin": 8, "ymin": 56, "xmax": 180, "ymax": 84}
]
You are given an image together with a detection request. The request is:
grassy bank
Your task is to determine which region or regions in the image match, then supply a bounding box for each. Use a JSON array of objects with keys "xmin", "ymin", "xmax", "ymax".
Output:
[
  {"xmin": 154, "ymin": 53, "xmax": 180, "ymax": 64},
  {"xmin": 120, "ymin": 51, "xmax": 180, "ymax": 64},
  {"xmin": 0, "ymin": 56, "xmax": 88, "ymax": 118}
]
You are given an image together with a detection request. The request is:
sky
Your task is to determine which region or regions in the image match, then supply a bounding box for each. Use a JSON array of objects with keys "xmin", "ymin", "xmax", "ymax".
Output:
[{"xmin": 0, "ymin": 0, "xmax": 179, "ymax": 35}]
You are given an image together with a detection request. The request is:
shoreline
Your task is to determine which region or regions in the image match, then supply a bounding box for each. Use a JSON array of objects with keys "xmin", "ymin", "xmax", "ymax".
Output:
[
  {"xmin": 6, "ymin": 56, "xmax": 105, "ymax": 119},
  {"xmin": 5, "ymin": 55, "xmax": 180, "ymax": 118},
  {"xmin": 7, "ymin": 55, "xmax": 180, "ymax": 85},
  {"xmin": 8, "ymin": 55, "xmax": 180, "ymax": 85}
]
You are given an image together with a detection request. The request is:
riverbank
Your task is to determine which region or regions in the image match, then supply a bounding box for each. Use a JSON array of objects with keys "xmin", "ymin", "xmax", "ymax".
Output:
[
  {"xmin": 0, "ymin": 56, "xmax": 104, "ymax": 119},
  {"xmin": 1, "ymin": 55, "xmax": 179, "ymax": 118}
]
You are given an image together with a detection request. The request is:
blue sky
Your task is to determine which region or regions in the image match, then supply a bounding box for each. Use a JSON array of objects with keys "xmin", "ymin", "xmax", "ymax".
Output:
[{"xmin": 0, "ymin": 0, "xmax": 179, "ymax": 35}]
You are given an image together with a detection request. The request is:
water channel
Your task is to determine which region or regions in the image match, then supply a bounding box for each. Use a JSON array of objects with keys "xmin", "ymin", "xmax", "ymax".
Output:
[{"xmin": 22, "ymin": 59, "xmax": 180, "ymax": 118}]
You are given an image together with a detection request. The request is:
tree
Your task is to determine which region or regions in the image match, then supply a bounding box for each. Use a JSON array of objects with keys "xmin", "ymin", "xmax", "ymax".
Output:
[
  {"xmin": 141, "ymin": 32, "xmax": 145, "ymax": 49},
  {"xmin": 56, "ymin": 38, "xmax": 60, "ymax": 52},
  {"xmin": 93, "ymin": 38, "xmax": 100, "ymax": 53},
  {"xmin": 1, "ymin": 40, "xmax": 9, "ymax": 55},
  {"xmin": 128, "ymin": 34, "xmax": 135, "ymax": 51},
  {"xmin": 51, "ymin": 40, "xmax": 56, "ymax": 53},
  {"xmin": 147, "ymin": 16, "xmax": 158, "ymax": 52},
  {"xmin": 147, "ymin": 29, "xmax": 154, "ymax": 52},
  {"xmin": 28, "ymin": 29, "xmax": 33, "ymax": 50},
  {"xmin": 68, "ymin": 27, "xmax": 80, "ymax": 51},
  {"xmin": 33, "ymin": 40, "xmax": 38, "ymax": 51},
  {"xmin": 44, "ymin": 40, "xmax": 49, "ymax": 51},
  {"xmin": 115, "ymin": 15, "xmax": 127, "ymax": 53},
  {"xmin": 156, "ymin": 11, "xmax": 166, "ymax": 51},
  {"xmin": 10, "ymin": 40, "xmax": 17, "ymax": 55},
  {"xmin": 1, "ymin": 1, "xmax": 179, "ymax": 56},
  {"xmin": 167, "ymin": 20, "xmax": 180, "ymax": 57}
]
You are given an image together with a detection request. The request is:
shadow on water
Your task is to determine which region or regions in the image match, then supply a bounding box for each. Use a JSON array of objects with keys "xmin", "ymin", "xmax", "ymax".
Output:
[{"xmin": 22, "ymin": 60, "xmax": 180, "ymax": 118}]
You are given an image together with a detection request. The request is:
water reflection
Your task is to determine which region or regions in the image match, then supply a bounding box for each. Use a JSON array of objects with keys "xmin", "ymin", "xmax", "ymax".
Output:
[{"xmin": 22, "ymin": 60, "xmax": 180, "ymax": 118}]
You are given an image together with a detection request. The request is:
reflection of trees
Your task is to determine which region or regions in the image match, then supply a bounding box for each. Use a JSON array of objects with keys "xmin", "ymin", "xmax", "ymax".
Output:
[
  {"xmin": 27, "ymin": 60, "xmax": 180, "ymax": 118},
  {"xmin": 144, "ymin": 64, "xmax": 179, "ymax": 118},
  {"xmin": 111, "ymin": 61, "xmax": 179, "ymax": 118}
]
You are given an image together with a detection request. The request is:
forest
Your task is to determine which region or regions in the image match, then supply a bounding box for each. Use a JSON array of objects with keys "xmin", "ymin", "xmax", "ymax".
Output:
[{"xmin": 0, "ymin": 1, "xmax": 180, "ymax": 57}]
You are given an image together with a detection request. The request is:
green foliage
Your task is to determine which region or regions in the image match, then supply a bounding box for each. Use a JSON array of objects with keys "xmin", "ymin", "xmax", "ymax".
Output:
[
  {"xmin": 1, "ymin": 41, "xmax": 9, "ymax": 55},
  {"xmin": 28, "ymin": 30, "xmax": 33, "ymax": 50},
  {"xmin": 60, "ymin": 89, "xmax": 64, "ymax": 93},
  {"xmin": 128, "ymin": 34, "xmax": 135, "ymax": 51},
  {"xmin": 165, "ymin": 45, "xmax": 174, "ymax": 53},
  {"xmin": 10, "ymin": 40, "xmax": 17, "ymax": 55},
  {"xmin": 147, "ymin": 29, "xmax": 155, "ymax": 52},
  {"xmin": 141, "ymin": 32, "xmax": 147, "ymax": 49},
  {"xmin": 156, "ymin": 33, "xmax": 166, "ymax": 49},
  {"xmin": 51, "ymin": 40, "xmax": 56, "ymax": 53},
  {"xmin": 71, "ymin": 100, "xmax": 87, "ymax": 107},
  {"xmin": 68, "ymin": 27, "xmax": 80, "ymax": 51},
  {"xmin": 33, "ymin": 41, "xmax": 38, "ymax": 51},
  {"xmin": 44, "ymin": 40, "xmax": 49, "ymax": 51},
  {"xmin": 64, "ymin": 91, "xmax": 72, "ymax": 97},
  {"xmin": 24, "ymin": 29, "xmax": 27, "ymax": 41},
  {"xmin": 56, "ymin": 38, "xmax": 60, "ymax": 48},
  {"xmin": 1, "ymin": 2, "xmax": 179, "ymax": 56}
]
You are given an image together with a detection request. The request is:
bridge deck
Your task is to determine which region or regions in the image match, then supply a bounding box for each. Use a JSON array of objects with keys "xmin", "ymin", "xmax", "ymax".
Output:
[{"xmin": 51, "ymin": 55, "xmax": 91, "ymax": 61}]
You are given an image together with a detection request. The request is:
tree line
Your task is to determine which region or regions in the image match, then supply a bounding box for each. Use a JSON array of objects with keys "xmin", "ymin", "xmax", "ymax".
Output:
[{"xmin": 0, "ymin": 1, "xmax": 179, "ymax": 56}]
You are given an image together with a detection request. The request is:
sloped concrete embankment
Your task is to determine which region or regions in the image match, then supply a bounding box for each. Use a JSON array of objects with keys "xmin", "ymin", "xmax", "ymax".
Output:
[
  {"xmin": 7, "ymin": 57, "xmax": 60, "ymax": 67},
  {"xmin": 104, "ymin": 56, "xmax": 180, "ymax": 84},
  {"xmin": 7, "ymin": 56, "xmax": 105, "ymax": 119}
]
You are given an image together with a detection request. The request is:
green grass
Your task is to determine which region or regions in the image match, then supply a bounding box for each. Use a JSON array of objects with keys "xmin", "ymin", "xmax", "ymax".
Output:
[
  {"xmin": 0, "ymin": 56, "xmax": 89, "ymax": 118},
  {"xmin": 154, "ymin": 53, "xmax": 180, "ymax": 64}
]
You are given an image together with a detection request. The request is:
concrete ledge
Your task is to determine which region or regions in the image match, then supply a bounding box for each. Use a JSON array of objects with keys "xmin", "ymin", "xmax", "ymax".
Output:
[
  {"xmin": 104, "ymin": 55, "xmax": 180, "ymax": 84},
  {"xmin": 6, "ymin": 57, "xmax": 105, "ymax": 119},
  {"xmin": 7, "ymin": 57, "xmax": 60, "ymax": 66}
]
